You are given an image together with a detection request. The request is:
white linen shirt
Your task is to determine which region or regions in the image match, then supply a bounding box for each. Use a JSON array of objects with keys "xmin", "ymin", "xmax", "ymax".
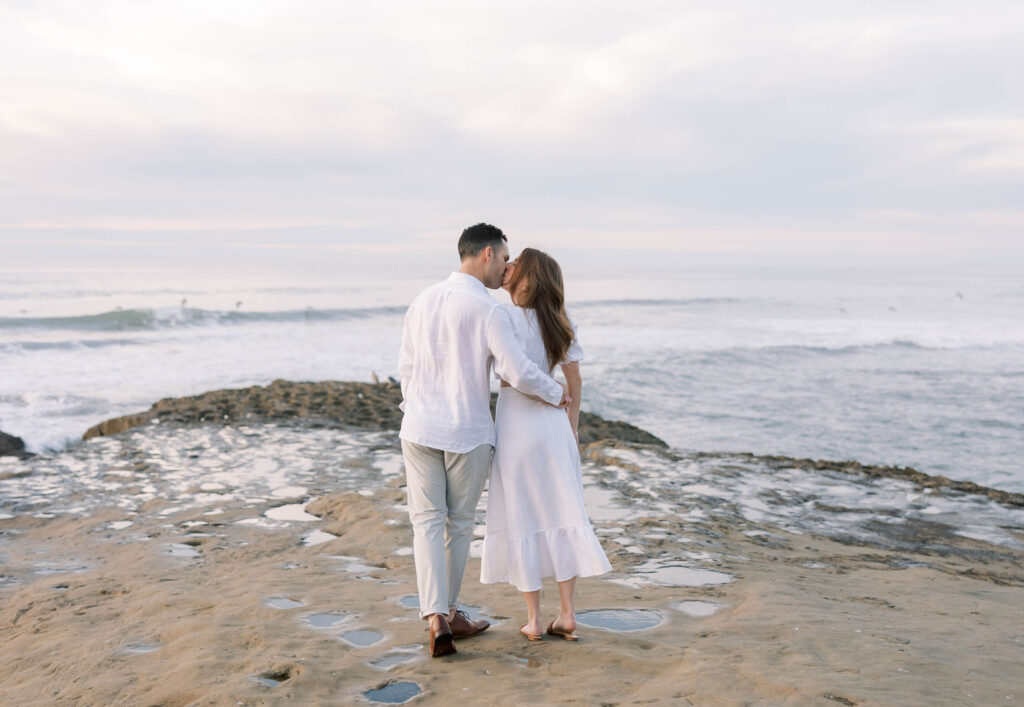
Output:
[{"xmin": 398, "ymin": 272, "xmax": 564, "ymax": 453}]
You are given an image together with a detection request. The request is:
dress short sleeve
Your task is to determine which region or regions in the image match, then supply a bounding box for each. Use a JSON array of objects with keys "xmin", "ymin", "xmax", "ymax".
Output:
[{"xmin": 561, "ymin": 312, "xmax": 583, "ymax": 365}]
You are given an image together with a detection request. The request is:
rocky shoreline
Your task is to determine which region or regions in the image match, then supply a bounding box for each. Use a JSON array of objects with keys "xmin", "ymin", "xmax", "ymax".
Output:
[
  {"xmin": 2, "ymin": 380, "xmax": 1023, "ymax": 704},
  {"xmin": 82, "ymin": 379, "xmax": 669, "ymax": 449},
  {"xmin": 81, "ymin": 379, "xmax": 1023, "ymax": 509}
]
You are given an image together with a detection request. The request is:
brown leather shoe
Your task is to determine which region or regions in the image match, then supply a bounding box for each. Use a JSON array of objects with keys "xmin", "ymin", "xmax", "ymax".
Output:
[
  {"xmin": 448, "ymin": 608, "xmax": 490, "ymax": 639},
  {"xmin": 427, "ymin": 614, "xmax": 456, "ymax": 657}
]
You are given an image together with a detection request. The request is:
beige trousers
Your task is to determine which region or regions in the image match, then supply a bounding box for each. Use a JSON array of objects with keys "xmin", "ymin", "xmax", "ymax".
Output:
[{"xmin": 400, "ymin": 440, "xmax": 493, "ymax": 619}]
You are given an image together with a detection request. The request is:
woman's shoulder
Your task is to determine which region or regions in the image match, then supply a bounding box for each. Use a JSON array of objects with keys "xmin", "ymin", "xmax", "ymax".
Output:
[
  {"xmin": 498, "ymin": 303, "xmax": 526, "ymax": 321},
  {"xmin": 497, "ymin": 304, "xmax": 531, "ymax": 335}
]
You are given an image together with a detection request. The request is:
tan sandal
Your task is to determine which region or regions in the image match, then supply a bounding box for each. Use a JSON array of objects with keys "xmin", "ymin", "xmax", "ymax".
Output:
[
  {"xmin": 546, "ymin": 621, "xmax": 578, "ymax": 641},
  {"xmin": 520, "ymin": 624, "xmax": 543, "ymax": 641}
]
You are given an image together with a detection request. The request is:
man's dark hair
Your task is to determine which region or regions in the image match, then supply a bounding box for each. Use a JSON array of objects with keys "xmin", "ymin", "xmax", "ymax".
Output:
[{"xmin": 458, "ymin": 223, "xmax": 507, "ymax": 260}]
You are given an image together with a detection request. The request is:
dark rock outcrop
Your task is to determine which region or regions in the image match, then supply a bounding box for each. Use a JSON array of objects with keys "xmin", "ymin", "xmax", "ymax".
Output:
[
  {"xmin": 83, "ymin": 379, "xmax": 669, "ymax": 449},
  {"xmin": 697, "ymin": 451, "xmax": 1024, "ymax": 509},
  {"xmin": 0, "ymin": 430, "xmax": 32, "ymax": 459}
]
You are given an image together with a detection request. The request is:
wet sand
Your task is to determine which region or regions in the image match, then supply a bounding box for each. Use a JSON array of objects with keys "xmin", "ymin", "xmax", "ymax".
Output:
[{"xmin": 1, "ymin": 382, "xmax": 1022, "ymax": 705}]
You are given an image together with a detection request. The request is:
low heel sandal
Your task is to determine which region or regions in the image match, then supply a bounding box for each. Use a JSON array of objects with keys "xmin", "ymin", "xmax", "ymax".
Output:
[
  {"xmin": 520, "ymin": 624, "xmax": 543, "ymax": 641},
  {"xmin": 546, "ymin": 621, "xmax": 578, "ymax": 641}
]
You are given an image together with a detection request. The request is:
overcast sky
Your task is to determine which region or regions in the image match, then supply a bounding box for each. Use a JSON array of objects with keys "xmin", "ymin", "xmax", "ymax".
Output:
[{"xmin": 2, "ymin": 1, "xmax": 1023, "ymax": 267}]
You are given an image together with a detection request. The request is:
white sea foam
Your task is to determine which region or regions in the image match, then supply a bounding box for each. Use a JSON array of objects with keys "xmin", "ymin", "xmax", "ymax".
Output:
[{"xmin": 672, "ymin": 600, "xmax": 724, "ymax": 617}]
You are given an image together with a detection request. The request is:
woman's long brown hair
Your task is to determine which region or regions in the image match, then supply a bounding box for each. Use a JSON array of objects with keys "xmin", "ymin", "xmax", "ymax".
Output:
[{"xmin": 507, "ymin": 248, "xmax": 574, "ymax": 372}]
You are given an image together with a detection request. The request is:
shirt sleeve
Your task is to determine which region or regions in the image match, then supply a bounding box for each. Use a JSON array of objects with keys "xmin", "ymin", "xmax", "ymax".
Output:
[
  {"xmin": 486, "ymin": 307, "xmax": 563, "ymax": 405},
  {"xmin": 397, "ymin": 308, "xmax": 414, "ymax": 412},
  {"xmin": 561, "ymin": 312, "xmax": 584, "ymax": 365},
  {"xmin": 493, "ymin": 305, "xmax": 524, "ymax": 380}
]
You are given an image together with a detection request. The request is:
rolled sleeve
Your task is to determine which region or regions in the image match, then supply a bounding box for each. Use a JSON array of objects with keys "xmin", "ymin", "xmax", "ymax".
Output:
[
  {"xmin": 560, "ymin": 313, "xmax": 584, "ymax": 365},
  {"xmin": 397, "ymin": 309, "xmax": 414, "ymax": 412}
]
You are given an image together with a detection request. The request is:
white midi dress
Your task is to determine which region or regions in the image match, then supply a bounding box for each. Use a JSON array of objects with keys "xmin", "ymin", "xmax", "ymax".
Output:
[{"xmin": 480, "ymin": 306, "xmax": 611, "ymax": 592}]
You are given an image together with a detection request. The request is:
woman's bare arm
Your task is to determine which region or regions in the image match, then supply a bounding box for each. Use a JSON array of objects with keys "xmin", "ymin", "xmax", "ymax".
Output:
[{"xmin": 560, "ymin": 362, "xmax": 582, "ymax": 441}]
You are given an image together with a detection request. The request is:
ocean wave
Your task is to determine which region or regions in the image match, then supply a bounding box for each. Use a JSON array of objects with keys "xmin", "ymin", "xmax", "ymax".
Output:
[
  {"xmin": 574, "ymin": 297, "xmax": 746, "ymax": 308},
  {"xmin": 0, "ymin": 287, "xmax": 209, "ymax": 301},
  {"xmin": 759, "ymin": 340, "xmax": 932, "ymax": 354},
  {"xmin": 1, "ymin": 338, "xmax": 145, "ymax": 352},
  {"xmin": 678, "ymin": 339, "xmax": 1024, "ymax": 361},
  {"xmin": 0, "ymin": 392, "xmax": 111, "ymax": 418},
  {"xmin": 0, "ymin": 284, "xmax": 368, "ymax": 300},
  {"xmin": 0, "ymin": 305, "xmax": 408, "ymax": 332}
]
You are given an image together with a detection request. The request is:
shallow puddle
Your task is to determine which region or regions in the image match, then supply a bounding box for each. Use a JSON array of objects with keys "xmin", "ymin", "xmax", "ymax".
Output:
[
  {"xmin": 345, "ymin": 562, "xmax": 384, "ymax": 573},
  {"xmin": 611, "ymin": 559, "xmax": 733, "ymax": 588},
  {"xmin": 672, "ymin": 600, "xmax": 724, "ymax": 617},
  {"xmin": 271, "ymin": 485, "xmax": 308, "ymax": 498},
  {"xmin": 265, "ymin": 504, "xmax": 319, "ymax": 522},
  {"xmin": 302, "ymin": 529, "xmax": 337, "ymax": 546},
  {"xmin": 373, "ymin": 454, "xmax": 405, "ymax": 479},
  {"xmin": 369, "ymin": 651, "xmax": 419, "ymax": 670},
  {"xmin": 363, "ymin": 681, "xmax": 422, "ymax": 704},
  {"xmin": 458, "ymin": 605, "xmax": 492, "ymax": 623},
  {"xmin": 35, "ymin": 562, "xmax": 90, "ymax": 575},
  {"xmin": 397, "ymin": 595, "xmax": 491, "ymax": 623},
  {"xmin": 576, "ymin": 609, "xmax": 663, "ymax": 632},
  {"xmin": 513, "ymin": 656, "xmax": 543, "ymax": 669},
  {"xmin": 122, "ymin": 643, "xmax": 159, "ymax": 654},
  {"xmin": 342, "ymin": 629, "xmax": 384, "ymax": 647},
  {"xmin": 265, "ymin": 596, "xmax": 304, "ymax": 610},
  {"xmin": 583, "ymin": 485, "xmax": 637, "ymax": 522},
  {"xmin": 167, "ymin": 543, "xmax": 199, "ymax": 558},
  {"xmin": 307, "ymin": 613, "xmax": 349, "ymax": 629},
  {"xmin": 235, "ymin": 517, "xmax": 281, "ymax": 529}
]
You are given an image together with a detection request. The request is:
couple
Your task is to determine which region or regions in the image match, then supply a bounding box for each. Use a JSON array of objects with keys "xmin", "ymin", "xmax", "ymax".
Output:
[{"xmin": 398, "ymin": 223, "xmax": 611, "ymax": 657}]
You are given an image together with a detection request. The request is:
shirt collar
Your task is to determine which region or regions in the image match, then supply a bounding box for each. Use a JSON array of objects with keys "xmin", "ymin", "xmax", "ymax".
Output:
[{"xmin": 447, "ymin": 271, "xmax": 489, "ymax": 293}]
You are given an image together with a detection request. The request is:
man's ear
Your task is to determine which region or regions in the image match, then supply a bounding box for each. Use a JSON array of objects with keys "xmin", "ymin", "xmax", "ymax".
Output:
[{"xmin": 482, "ymin": 245, "xmax": 494, "ymax": 263}]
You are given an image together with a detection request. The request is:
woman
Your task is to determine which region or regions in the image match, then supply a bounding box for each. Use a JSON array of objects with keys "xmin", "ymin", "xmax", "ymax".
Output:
[{"xmin": 480, "ymin": 248, "xmax": 611, "ymax": 641}]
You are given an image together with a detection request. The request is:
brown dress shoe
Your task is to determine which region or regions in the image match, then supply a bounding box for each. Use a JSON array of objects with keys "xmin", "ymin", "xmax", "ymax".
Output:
[
  {"xmin": 448, "ymin": 608, "xmax": 490, "ymax": 639},
  {"xmin": 427, "ymin": 614, "xmax": 456, "ymax": 657}
]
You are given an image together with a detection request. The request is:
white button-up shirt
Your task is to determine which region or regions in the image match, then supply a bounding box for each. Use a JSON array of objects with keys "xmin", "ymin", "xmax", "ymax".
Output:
[{"xmin": 398, "ymin": 272, "xmax": 563, "ymax": 453}]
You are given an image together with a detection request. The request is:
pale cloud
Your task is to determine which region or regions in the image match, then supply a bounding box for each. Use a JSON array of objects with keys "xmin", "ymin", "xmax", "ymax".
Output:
[{"xmin": 1, "ymin": 0, "xmax": 1023, "ymax": 262}]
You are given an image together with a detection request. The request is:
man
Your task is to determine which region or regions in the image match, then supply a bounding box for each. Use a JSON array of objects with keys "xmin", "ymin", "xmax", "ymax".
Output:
[{"xmin": 398, "ymin": 223, "xmax": 569, "ymax": 657}]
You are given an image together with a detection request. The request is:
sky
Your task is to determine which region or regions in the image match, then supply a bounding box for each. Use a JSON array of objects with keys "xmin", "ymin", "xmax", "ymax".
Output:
[{"xmin": 2, "ymin": 0, "xmax": 1023, "ymax": 269}]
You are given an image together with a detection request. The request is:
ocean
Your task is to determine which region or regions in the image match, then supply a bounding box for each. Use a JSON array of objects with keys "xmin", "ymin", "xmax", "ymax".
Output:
[{"xmin": 2, "ymin": 260, "xmax": 1022, "ymax": 492}]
